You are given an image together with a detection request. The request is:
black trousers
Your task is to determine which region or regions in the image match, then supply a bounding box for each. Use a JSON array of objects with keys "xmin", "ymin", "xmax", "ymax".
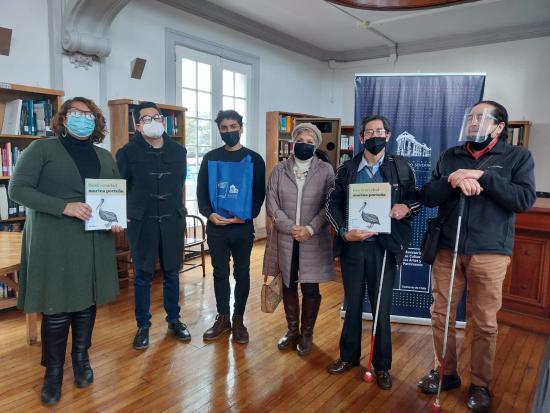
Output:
[
  {"xmin": 339, "ymin": 241, "xmax": 396, "ymax": 371},
  {"xmin": 283, "ymin": 240, "xmax": 320, "ymax": 298},
  {"xmin": 208, "ymin": 228, "xmax": 254, "ymax": 316}
]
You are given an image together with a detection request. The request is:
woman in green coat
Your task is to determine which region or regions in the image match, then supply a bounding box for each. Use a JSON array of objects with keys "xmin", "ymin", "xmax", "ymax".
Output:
[{"xmin": 8, "ymin": 97, "xmax": 122, "ymax": 406}]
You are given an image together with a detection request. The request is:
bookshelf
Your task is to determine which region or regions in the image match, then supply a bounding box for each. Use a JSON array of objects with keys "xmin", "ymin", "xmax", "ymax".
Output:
[
  {"xmin": 507, "ymin": 121, "xmax": 531, "ymax": 148},
  {"xmin": 266, "ymin": 111, "xmax": 343, "ymax": 179},
  {"xmin": 108, "ymin": 99, "xmax": 187, "ymax": 155},
  {"xmin": 0, "ymin": 83, "xmax": 63, "ymax": 309},
  {"xmin": 339, "ymin": 124, "xmax": 355, "ymax": 166},
  {"xmin": 0, "ymin": 83, "xmax": 64, "ymax": 232}
]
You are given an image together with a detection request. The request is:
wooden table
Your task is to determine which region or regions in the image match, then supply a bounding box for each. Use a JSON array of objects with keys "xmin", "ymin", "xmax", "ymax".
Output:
[{"xmin": 0, "ymin": 232, "xmax": 38, "ymax": 345}]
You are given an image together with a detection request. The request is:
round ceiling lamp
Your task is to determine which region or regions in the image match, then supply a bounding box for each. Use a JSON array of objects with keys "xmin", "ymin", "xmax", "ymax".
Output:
[{"xmin": 325, "ymin": 0, "xmax": 477, "ymax": 10}]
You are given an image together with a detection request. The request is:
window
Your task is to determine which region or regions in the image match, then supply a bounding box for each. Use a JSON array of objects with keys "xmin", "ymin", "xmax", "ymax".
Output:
[{"xmin": 176, "ymin": 46, "xmax": 252, "ymax": 219}]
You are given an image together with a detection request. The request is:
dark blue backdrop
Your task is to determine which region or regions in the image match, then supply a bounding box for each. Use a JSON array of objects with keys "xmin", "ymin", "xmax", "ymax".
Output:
[{"xmin": 353, "ymin": 73, "xmax": 485, "ymax": 323}]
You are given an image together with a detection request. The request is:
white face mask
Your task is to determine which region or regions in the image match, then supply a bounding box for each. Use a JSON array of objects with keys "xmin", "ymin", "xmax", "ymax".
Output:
[{"xmin": 142, "ymin": 121, "xmax": 165, "ymax": 139}]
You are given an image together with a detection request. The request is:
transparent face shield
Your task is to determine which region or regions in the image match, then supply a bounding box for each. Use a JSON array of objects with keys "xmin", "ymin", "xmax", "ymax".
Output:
[{"xmin": 458, "ymin": 107, "xmax": 499, "ymax": 143}]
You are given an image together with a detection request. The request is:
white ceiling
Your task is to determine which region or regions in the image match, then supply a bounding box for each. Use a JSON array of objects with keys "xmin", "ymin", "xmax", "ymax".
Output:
[{"xmin": 159, "ymin": 0, "xmax": 550, "ymax": 60}]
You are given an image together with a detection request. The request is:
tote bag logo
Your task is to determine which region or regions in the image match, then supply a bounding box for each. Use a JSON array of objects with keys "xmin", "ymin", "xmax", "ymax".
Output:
[
  {"xmin": 217, "ymin": 181, "xmax": 229, "ymax": 198},
  {"xmin": 229, "ymin": 184, "xmax": 239, "ymax": 197}
]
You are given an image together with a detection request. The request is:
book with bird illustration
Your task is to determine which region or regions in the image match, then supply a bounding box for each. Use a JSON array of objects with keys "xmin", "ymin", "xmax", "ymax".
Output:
[
  {"xmin": 85, "ymin": 179, "xmax": 127, "ymax": 231},
  {"xmin": 347, "ymin": 182, "xmax": 391, "ymax": 233}
]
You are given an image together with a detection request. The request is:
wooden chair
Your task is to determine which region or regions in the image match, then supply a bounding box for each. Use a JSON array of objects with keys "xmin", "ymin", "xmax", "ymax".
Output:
[
  {"xmin": 114, "ymin": 231, "xmax": 133, "ymax": 287},
  {"xmin": 182, "ymin": 215, "xmax": 207, "ymax": 277}
]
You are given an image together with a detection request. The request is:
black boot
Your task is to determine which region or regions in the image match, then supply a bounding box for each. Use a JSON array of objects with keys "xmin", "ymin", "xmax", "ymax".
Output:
[
  {"xmin": 71, "ymin": 306, "xmax": 96, "ymax": 388},
  {"xmin": 40, "ymin": 312, "xmax": 71, "ymax": 405},
  {"xmin": 297, "ymin": 295, "xmax": 321, "ymax": 356},
  {"xmin": 277, "ymin": 288, "xmax": 300, "ymax": 350}
]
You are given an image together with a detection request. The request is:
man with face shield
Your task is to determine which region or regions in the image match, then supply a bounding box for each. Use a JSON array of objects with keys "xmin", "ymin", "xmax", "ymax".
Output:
[
  {"xmin": 417, "ymin": 101, "xmax": 536, "ymax": 413},
  {"xmin": 116, "ymin": 101, "xmax": 190, "ymax": 350},
  {"xmin": 197, "ymin": 110, "xmax": 265, "ymax": 344},
  {"xmin": 326, "ymin": 115, "xmax": 421, "ymax": 389}
]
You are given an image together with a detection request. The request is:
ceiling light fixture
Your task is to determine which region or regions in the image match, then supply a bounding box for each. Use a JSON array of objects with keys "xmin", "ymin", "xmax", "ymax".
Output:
[{"xmin": 325, "ymin": 0, "xmax": 477, "ymax": 11}]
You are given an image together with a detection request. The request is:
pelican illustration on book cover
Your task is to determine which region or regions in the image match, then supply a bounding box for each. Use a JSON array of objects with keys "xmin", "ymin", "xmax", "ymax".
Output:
[
  {"xmin": 85, "ymin": 179, "xmax": 127, "ymax": 231},
  {"xmin": 347, "ymin": 182, "xmax": 391, "ymax": 233}
]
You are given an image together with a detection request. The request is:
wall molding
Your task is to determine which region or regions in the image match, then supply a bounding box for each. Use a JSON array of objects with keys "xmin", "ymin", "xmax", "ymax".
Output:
[
  {"xmin": 62, "ymin": 0, "xmax": 131, "ymax": 59},
  {"xmin": 158, "ymin": 0, "xmax": 550, "ymax": 62}
]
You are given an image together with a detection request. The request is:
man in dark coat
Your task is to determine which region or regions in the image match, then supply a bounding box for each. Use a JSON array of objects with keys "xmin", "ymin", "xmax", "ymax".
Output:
[
  {"xmin": 417, "ymin": 100, "xmax": 536, "ymax": 413},
  {"xmin": 116, "ymin": 101, "xmax": 190, "ymax": 349},
  {"xmin": 326, "ymin": 115, "xmax": 421, "ymax": 390}
]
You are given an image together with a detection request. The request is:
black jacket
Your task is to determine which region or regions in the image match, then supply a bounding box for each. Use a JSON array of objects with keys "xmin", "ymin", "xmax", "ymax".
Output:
[
  {"xmin": 116, "ymin": 133, "xmax": 187, "ymax": 272},
  {"xmin": 421, "ymin": 138, "xmax": 536, "ymax": 256},
  {"xmin": 326, "ymin": 152, "xmax": 421, "ymax": 261}
]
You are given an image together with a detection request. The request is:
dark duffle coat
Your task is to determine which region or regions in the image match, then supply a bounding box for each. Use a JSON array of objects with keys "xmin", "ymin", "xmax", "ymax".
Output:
[
  {"xmin": 263, "ymin": 156, "xmax": 335, "ymax": 286},
  {"xmin": 8, "ymin": 137, "xmax": 120, "ymax": 314},
  {"xmin": 116, "ymin": 132, "xmax": 187, "ymax": 273}
]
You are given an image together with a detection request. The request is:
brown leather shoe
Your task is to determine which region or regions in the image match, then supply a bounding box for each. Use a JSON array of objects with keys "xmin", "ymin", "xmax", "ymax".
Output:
[
  {"xmin": 327, "ymin": 359, "xmax": 359, "ymax": 375},
  {"xmin": 277, "ymin": 289, "xmax": 299, "ymax": 350},
  {"xmin": 203, "ymin": 314, "xmax": 231, "ymax": 341},
  {"xmin": 297, "ymin": 296, "xmax": 321, "ymax": 356},
  {"xmin": 231, "ymin": 315, "xmax": 249, "ymax": 344},
  {"xmin": 374, "ymin": 369, "xmax": 392, "ymax": 390}
]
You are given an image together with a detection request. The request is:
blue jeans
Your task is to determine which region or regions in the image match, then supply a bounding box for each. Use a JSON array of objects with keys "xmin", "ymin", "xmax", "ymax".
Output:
[{"xmin": 134, "ymin": 268, "xmax": 181, "ymax": 328}]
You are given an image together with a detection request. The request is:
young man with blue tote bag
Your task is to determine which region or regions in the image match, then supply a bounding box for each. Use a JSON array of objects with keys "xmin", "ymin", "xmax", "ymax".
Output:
[{"xmin": 197, "ymin": 110, "xmax": 265, "ymax": 344}]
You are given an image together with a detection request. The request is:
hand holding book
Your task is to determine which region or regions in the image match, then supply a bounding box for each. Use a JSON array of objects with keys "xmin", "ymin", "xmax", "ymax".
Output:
[{"xmin": 343, "ymin": 229, "xmax": 378, "ymax": 242}]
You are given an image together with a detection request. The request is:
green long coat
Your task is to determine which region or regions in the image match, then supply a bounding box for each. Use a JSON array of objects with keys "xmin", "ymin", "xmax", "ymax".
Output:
[{"xmin": 8, "ymin": 138, "xmax": 120, "ymax": 314}]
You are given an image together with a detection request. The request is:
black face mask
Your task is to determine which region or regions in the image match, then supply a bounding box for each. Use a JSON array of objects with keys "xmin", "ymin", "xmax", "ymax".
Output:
[
  {"xmin": 469, "ymin": 135, "xmax": 493, "ymax": 151},
  {"xmin": 221, "ymin": 131, "xmax": 240, "ymax": 147},
  {"xmin": 364, "ymin": 137, "xmax": 387, "ymax": 155},
  {"xmin": 294, "ymin": 143, "xmax": 315, "ymax": 160}
]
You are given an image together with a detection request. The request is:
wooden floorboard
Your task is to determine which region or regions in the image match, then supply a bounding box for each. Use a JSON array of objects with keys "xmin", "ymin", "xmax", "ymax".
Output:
[{"xmin": 0, "ymin": 241, "xmax": 546, "ymax": 412}]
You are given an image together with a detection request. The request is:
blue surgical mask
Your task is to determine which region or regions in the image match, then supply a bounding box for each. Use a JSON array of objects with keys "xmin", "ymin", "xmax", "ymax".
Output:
[{"xmin": 67, "ymin": 115, "xmax": 95, "ymax": 139}]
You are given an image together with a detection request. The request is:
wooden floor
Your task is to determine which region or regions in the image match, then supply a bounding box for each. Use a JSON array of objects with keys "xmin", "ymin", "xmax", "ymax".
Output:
[{"xmin": 0, "ymin": 241, "xmax": 546, "ymax": 413}]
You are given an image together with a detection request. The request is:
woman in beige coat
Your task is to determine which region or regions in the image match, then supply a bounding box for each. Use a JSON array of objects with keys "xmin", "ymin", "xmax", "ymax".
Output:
[{"xmin": 264, "ymin": 123, "xmax": 335, "ymax": 355}]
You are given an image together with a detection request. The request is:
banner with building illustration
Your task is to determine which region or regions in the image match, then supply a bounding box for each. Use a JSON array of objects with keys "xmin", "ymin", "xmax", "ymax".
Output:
[{"xmin": 352, "ymin": 73, "xmax": 485, "ymax": 325}]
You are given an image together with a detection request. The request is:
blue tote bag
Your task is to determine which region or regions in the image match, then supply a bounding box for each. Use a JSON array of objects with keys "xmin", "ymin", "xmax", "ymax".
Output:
[{"xmin": 208, "ymin": 155, "xmax": 253, "ymax": 220}]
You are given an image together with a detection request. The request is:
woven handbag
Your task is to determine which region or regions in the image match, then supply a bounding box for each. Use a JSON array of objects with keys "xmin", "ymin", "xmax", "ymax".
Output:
[{"xmin": 261, "ymin": 221, "xmax": 283, "ymax": 313}]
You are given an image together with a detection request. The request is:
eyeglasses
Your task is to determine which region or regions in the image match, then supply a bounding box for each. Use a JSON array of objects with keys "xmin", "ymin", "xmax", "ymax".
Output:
[
  {"xmin": 466, "ymin": 113, "xmax": 497, "ymax": 123},
  {"xmin": 139, "ymin": 114, "xmax": 164, "ymax": 124},
  {"xmin": 363, "ymin": 128, "xmax": 387, "ymax": 137},
  {"xmin": 67, "ymin": 109, "xmax": 95, "ymax": 121}
]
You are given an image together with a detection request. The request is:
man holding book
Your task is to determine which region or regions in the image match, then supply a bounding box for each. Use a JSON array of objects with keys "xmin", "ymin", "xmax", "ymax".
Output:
[
  {"xmin": 326, "ymin": 115, "xmax": 421, "ymax": 389},
  {"xmin": 116, "ymin": 101, "xmax": 190, "ymax": 350}
]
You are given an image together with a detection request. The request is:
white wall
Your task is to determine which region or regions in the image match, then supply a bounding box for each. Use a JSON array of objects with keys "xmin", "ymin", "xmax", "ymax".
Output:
[
  {"xmin": 319, "ymin": 36, "xmax": 550, "ymax": 191},
  {"xmin": 0, "ymin": 0, "xmax": 51, "ymax": 88},
  {"xmin": 104, "ymin": 0, "xmax": 327, "ymax": 156}
]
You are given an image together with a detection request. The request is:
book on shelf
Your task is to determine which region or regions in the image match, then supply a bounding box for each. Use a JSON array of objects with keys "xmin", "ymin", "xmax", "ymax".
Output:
[
  {"xmin": 0, "ymin": 283, "xmax": 16, "ymax": 298},
  {"xmin": 1, "ymin": 98, "xmax": 55, "ymax": 136},
  {"xmin": 279, "ymin": 114, "xmax": 295, "ymax": 134},
  {"xmin": 347, "ymin": 182, "xmax": 391, "ymax": 233},
  {"xmin": 1, "ymin": 99, "xmax": 23, "ymax": 135},
  {"xmin": 85, "ymin": 179, "xmax": 127, "ymax": 231},
  {"xmin": 0, "ymin": 184, "xmax": 25, "ymax": 220},
  {"xmin": 340, "ymin": 135, "xmax": 349, "ymax": 150},
  {"xmin": 1, "ymin": 142, "xmax": 24, "ymax": 177},
  {"xmin": 278, "ymin": 140, "xmax": 294, "ymax": 157}
]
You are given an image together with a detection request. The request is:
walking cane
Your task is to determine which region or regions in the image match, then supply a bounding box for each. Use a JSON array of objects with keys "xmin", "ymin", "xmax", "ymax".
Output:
[
  {"xmin": 363, "ymin": 249, "xmax": 388, "ymax": 383},
  {"xmin": 432, "ymin": 193, "xmax": 466, "ymax": 413}
]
